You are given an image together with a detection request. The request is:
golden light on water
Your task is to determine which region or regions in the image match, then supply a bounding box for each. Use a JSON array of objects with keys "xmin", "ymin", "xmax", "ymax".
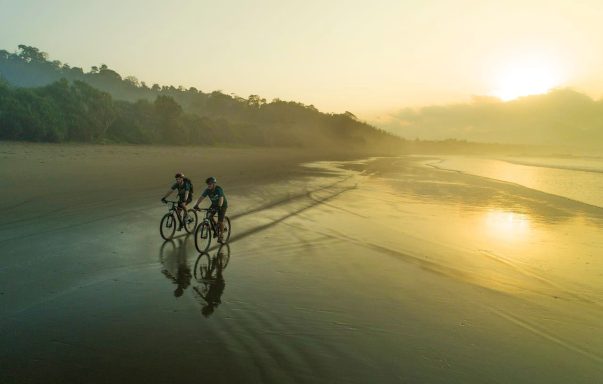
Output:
[
  {"xmin": 491, "ymin": 60, "xmax": 563, "ymax": 101},
  {"xmin": 483, "ymin": 210, "xmax": 531, "ymax": 241}
]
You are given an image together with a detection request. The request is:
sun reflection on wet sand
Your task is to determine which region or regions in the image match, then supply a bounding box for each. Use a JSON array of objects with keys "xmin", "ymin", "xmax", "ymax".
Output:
[{"xmin": 483, "ymin": 210, "xmax": 531, "ymax": 242}]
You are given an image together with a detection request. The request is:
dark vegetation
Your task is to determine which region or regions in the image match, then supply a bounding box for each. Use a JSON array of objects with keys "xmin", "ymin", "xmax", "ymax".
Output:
[{"xmin": 0, "ymin": 45, "xmax": 401, "ymax": 151}]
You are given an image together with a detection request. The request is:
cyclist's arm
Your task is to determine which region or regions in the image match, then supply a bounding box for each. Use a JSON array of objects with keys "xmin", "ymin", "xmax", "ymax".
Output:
[
  {"xmin": 162, "ymin": 183, "xmax": 179, "ymax": 200},
  {"xmin": 161, "ymin": 189, "xmax": 174, "ymax": 200},
  {"xmin": 183, "ymin": 182, "xmax": 191, "ymax": 203},
  {"xmin": 194, "ymin": 196, "xmax": 205, "ymax": 208},
  {"xmin": 216, "ymin": 187, "xmax": 225, "ymax": 208}
]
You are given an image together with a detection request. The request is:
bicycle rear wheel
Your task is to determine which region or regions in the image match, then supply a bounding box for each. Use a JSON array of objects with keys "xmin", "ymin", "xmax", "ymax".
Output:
[
  {"xmin": 194, "ymin": 221, "xmax": 212, "ymax": 253},
  {"xmin": 222, "ymin": 216, "xmax": 232, "ymax": 242},
  {"xmin": 184, "ymin": 209, "xmax": 198, "ymax": 234},
  {"xmin": 216, "ymin": 244, "xmax": 230, "ymax": 269},
  {"xmin": 160, "ymin": 212, "xmax": 177, "ymax": 240}
]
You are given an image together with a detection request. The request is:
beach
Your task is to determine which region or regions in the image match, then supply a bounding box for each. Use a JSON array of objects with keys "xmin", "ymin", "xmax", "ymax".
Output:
[{"xmin": 1, "ymin": 143, "xmax": 602, "ymax": 383}]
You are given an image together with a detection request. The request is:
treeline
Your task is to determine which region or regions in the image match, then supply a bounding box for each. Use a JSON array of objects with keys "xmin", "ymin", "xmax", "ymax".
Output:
[
  {"xmin": 0, "ymin": 45, "xmax": 402, "ymax": 150},
  {"xmin": 0, "ymin": 78, "xmax": 402, "ymax": 149}
]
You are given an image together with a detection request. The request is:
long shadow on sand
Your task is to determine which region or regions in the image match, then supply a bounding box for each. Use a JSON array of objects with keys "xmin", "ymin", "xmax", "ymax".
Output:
[
  {"xmin": 228, "ymin": 182, "xmax": 356, "ymax": 244},
  {"xmin": 229, "ymin": 175, "xmax": 355, "ymax": 221}
]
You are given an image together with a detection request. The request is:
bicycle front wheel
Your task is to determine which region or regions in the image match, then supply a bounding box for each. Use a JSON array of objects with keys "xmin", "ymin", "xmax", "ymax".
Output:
[
  {"xmin": 160, "ymin": 212, "xmax": 177, "ymax": 240},
  {"xmin": 195, "ymin": 221, "xmax": 212, "ymax": 253},
  {"xmin": 193, "ymin": 252, "xmax": 211, "ymax": 282},
  {"xmin": 184, "ymin": 209, "xmax": 198, "ymax": 234}
]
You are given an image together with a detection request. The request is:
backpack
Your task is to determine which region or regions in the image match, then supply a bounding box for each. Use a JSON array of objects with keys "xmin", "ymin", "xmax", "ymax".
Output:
[{"xmin": 183, "ymin": 177, "xmax": 194, "ymax": 194}]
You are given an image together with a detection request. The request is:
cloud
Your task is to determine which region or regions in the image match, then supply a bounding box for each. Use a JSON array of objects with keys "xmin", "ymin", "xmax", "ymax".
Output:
[{"xmin": 376, "ymin": 89, "xmax": 603, "ymax": 149}]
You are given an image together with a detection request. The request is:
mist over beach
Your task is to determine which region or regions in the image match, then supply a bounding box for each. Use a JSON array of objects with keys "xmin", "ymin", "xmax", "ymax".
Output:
[{"xmin": 2, "ymin": 1, "xmax": 603, "ymax": 383}]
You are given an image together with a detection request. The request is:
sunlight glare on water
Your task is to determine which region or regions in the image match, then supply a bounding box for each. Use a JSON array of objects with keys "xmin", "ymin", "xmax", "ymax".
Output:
[
  {"xmin": 483, "ymin": 209, "xmax": 531, "ymax": 243},
  {"xmin": 430, "ymin": 156, "xmax": 603, "ymax": 208}
]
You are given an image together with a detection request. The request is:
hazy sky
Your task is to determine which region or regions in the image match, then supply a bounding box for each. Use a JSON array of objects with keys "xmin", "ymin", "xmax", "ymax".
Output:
[{"xmin": 2, "ymin": 0, "xmax": 603, "ymax": 121}]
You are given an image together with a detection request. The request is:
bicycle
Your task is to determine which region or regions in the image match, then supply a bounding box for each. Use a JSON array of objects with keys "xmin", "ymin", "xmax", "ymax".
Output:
[
  {"xmin": 159, "ymin": 200, "xmax": 198, "ymax": 240},
  {"xmin": 193, "ymin": 208, "xmax": 231, "ymax": 253}
]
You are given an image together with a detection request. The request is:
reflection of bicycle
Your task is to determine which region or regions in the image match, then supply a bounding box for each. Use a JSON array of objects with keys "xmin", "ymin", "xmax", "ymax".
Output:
[
  {"xmin": 160, "ymin": 200, "xmax": 198, "ymax": 240},
  {"xmin": 193, "ymin": 244, "xmax": 229, "ymax": 317},
  {"xmin": 193, "ymin": 208, "xmax": 231, "ymax": 252},
  {"xmin": 159, "ymin": 237, "xmax": 192, "ymax": 298},
  {"xmin": 193, "ymin": 244, "xmax": 231, "ymax": 283}
]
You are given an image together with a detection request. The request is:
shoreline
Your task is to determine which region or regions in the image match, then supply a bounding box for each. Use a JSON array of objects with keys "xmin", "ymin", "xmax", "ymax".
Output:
[{"xmin": 421, "ymin": 155, "xmax": 603, "ymax": 211}]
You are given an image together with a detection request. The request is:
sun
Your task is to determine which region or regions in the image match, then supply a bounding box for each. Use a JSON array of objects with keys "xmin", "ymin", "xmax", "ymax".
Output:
[{"xmin": 491, "ymin": 61, "xmax": 562, "ymax": 101}]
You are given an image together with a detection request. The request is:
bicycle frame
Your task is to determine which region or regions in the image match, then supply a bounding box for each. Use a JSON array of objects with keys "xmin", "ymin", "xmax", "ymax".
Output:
[
  {"xmin": 164, "ymin": 200, "xmax": 186, "ymax": 224},
  {"xmin": 198, "ymin": 208, "xmax": 219, "ymax": 234}
]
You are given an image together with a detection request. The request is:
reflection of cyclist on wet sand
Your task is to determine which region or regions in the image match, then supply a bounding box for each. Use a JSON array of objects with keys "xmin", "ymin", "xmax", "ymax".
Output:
[
  {"xmin": 194, "ymin": 176, "xmax": 228, "ymax": 243},
  {"xmin": 173, "ymin": 264, "xmax": 192, "ymax": 297},
  {"xmin": 200, "ymin": 269, "xmax": 225, "ymax": 317},
  {"xmin": 160, "ymin": 237, "xmax": 192, "ymax": 297},
  {"xmin": 194, "ymin": 245, "xmax": 229, "ymax": 317}
]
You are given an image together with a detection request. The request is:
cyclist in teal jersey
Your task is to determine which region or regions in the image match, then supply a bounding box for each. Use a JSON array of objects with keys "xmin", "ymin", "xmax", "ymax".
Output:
[
  {"xmin": 194, "ymin": 176, "xmax": 228, "ymax": 242},
  {"xmin": 161, "ymin": 173, "xmax": 192, "ymax": 231}
]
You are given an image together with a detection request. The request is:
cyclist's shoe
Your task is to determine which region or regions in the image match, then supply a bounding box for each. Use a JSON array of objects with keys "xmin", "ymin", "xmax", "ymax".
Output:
[{"xmin": 218, "ymin": 235, "xmax": 224, "ymax": 244}]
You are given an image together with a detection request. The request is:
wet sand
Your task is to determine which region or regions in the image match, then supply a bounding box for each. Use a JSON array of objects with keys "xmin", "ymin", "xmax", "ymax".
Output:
[{"xmin": 1, "ymin": 143, "xmax": 602, "ymax": 383}]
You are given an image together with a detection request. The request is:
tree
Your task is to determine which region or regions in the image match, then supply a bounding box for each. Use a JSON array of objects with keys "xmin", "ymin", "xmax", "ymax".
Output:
[
  {"xmin": 154, "ymin": 95, "xmax": 185, "ymax": 143},
  {"xmin": 17, "ymin": 45, "xmax": 48, "ymax": 62},
  {"xmin": 344, "ymin": 111, "xmax": 358, "ymax": 120},
  {"xmin": 72, "ymin": 81, "xmax": 116, "ymax": 140},
  {"xmin": 247, "ymin": 94, "xmax": 266, "ymax": 108},
  {"xmin": 124, "ymin": 76, "xmax": 140, "ymax": 87}
]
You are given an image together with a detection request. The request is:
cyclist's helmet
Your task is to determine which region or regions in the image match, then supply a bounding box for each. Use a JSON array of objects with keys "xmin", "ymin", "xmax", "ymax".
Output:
[
  {"xmin": 206, "ymin": 176, "xmax": 217, "ymax": 184},
  {"xmin": 175, "ymin": 173, "xmax": 184, "ymax": 179}
]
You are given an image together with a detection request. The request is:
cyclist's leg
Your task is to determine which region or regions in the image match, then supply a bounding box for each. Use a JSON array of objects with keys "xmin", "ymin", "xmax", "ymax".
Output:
[
  {"xmin": 176, "ymin": 200, "xmax": 186, "ymax": 229},
  {"xmin": 205, "ymin": 209, "xmax": 221, "ymax": 241},
  {"xmin": 217, "ymin": 207, "xmax": 227, "ymax": 241},
  {"xmin": 183, "ymin": 195, "xmax": 193, "ymax": 223},
  {"xmin": 208, "ymin": 209, "xmax": 216, "ymax": 226}
]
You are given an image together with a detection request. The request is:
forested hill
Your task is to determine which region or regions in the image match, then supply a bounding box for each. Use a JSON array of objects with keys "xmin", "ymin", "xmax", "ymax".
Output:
[{"xmin": 0, "ymin": 45, "xmax": 402, "ymax": 150}]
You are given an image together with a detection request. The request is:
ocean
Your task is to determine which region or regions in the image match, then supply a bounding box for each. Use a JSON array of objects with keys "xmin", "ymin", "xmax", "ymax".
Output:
[{"xmin": 425, "ymin": 155, "xmax": 603, "ymax": 208}]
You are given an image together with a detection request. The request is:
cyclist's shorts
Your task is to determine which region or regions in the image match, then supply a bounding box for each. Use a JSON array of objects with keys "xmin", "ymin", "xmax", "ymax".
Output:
[
  {"xmin": 179, "ymin": 194, "xmax": 193, "ymax": 205},
  {"xmin": 210, "ymin": 206, "xmax": 227, "ymax": 222}
]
